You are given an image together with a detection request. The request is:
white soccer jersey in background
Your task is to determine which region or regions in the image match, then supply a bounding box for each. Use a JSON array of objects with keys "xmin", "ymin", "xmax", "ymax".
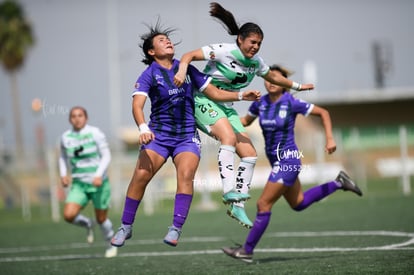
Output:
[{"xmin": 59, "ymin": 125, "xmax": 111, "ymax": 184}]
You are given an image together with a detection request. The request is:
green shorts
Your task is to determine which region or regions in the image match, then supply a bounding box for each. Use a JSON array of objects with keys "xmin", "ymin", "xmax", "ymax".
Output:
[
  {"xmin": 194, "ymin": 93, "xmax": 246, "ymax": 135},
  {"xmin": 66, "ymin": 178, "xmax": 111, "ymax": 210}
]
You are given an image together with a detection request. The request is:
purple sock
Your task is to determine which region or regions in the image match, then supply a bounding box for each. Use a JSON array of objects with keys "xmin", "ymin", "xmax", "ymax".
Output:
[
  {"xmin": 121, "ymin": 197, "xmax": 140, "ymax": 225},
  {"xmin": 294, "ymin": 181, "xmax": 340, "ymax": 211},
  {"xmin": 172, "ymin": 193, "xmax": 193, "ymax": 229},
  {"xmin": 244, "ymin": 211, "xmax": 271, "ymax": 254}
]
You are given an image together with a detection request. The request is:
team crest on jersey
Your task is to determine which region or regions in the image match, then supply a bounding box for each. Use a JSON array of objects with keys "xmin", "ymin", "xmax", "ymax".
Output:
[
  {"xmin": 279, "ymin": 104, "xmax": 288, "ymax": 119},
  {"xmin": 278, "ymin": 109, "xmax": 287, "ymax": 119},
  {"xmin": 208, "ymin": 109, "xmax": 218, "ymax": 118},
  {"xmin": 209, "ymin": 51, "xmax": 215, "ymax": 60},
  {"xmin": 271, "ymin": 161, "xmax": 281, "ymax": 174}
]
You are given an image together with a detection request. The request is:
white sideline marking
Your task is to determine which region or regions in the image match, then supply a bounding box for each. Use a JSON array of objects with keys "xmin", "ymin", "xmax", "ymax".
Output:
[{"xmin": 0, "ymin": 231, "xmax": 413, "ymax": 262}]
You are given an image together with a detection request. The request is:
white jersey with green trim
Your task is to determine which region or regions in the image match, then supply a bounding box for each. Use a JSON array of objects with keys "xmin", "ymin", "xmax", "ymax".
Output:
[
  {"xmin": 201, "ymin": 43, "xmax": 270, "ymax": 91},
  {"xmin": 59, "ymin": 124, "xmax": 110, "ymax": 184}
]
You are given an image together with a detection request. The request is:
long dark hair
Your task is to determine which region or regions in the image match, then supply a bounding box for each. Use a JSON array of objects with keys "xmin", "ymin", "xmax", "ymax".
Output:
[
  {"xmin": 209, "ymin": 2, "xmax": 263, "ymax": 45},
  {"xmin": 139, "ymin": 18, "xmax": 177, "ymax": 65}
]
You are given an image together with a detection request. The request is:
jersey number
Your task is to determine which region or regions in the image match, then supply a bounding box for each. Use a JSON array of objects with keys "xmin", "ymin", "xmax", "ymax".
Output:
[
  {"xmin": 74, "ymin": 145, "xmax": 84, "ymax": 157},
  {"xmin": 197, "ymin": 103, "xmax": 213, "ymax": 113}
]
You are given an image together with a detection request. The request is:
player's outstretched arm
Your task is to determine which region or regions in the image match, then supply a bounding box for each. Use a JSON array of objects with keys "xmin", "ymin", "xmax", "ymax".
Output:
[
  {"xmin": 174, "ymin": 49, "xmax": 205, "ymax": 87},
  {"xmin": 264, "ymin": 69, "xmax": 314, "ymax": 92}
]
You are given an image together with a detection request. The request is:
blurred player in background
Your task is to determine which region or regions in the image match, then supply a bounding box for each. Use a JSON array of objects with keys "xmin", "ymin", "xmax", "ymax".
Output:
[
  {"xmin": 221, "ymin": 65, "xmax": 363, "ymax": 263},
  {"xmin": 174, "ymin": 2, "xmax": 314, "ymax": 229},
  {"xmin": 59, "ymin": 106, "xmax": 117, "ymax": 258},
  {"xmin": 110, "ymin": 20, "xmax": 260, "ymax": 248}
]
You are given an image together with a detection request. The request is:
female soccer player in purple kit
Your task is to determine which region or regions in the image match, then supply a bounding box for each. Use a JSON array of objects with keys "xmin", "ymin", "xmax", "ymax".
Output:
[
  {"xmin": 110, "ymin": 20, "xmax": 260, "ymax": 248},
  {"xmin": 222, "ymin": 65, "xmax": 363, "ymax": 263}
]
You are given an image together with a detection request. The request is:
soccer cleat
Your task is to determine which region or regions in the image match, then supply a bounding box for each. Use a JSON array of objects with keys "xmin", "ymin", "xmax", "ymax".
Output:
[
  {"xmin": 163, "ymin": 226, "xmax": 182, "ymax": 247},
  {"xmin": 105, "ymin": 245, "xmax": 118, "ymax": 258},
  {"xmin": 222, "ymin": 191, "xmax": 250, "ymax": 205},
  {"xmin": 227, "ymin": 204, "xmax": 253, "ymax": 229},
  {"xmin": 110, "ymin": 225, "xmax": 132, "ymax": 247},
  {"xmin": 222, "ymin": 245, "xmax": 253, "ymax": 263},
  {"xmin": 86, "ymin": 221, "xmax": 94, "ymax": 244},
  {"xmin": 336, "ymin": 170, "xmax": 363, "ymax": 196}
]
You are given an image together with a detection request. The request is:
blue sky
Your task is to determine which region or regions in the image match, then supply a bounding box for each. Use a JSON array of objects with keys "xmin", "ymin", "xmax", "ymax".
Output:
[{"xmin": 1, "ymin": 0, "xmax": 413, "ymax": 152}]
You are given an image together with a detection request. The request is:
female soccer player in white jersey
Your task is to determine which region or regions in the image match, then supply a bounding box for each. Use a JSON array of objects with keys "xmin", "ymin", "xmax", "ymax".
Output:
[
  {"xmin": 174, "ymin": 2, "xmax": 314, "ymax": 229},
  {"xmin": 59, "ymin": 106, "xmax": 117, "ymax": 258},
  {"xmin": 221, "ymin": 65, "xmax": 363, "ymax": 263},
  {"xmin": 110, "ymin": 20, "xmax": 260, "ymax": 248}
]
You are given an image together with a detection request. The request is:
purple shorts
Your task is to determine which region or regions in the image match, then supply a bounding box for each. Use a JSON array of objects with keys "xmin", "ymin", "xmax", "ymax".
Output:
[
  {"xmin": 268, "ymin": 158, "xmax": 302, "ymax": 186},
  {"xmin": 141, "ymin": 132, "xmax": 201, "ymax": 159}
]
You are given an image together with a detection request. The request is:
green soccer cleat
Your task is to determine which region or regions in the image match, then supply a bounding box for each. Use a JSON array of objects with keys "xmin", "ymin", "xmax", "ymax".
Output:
[
  {"xmin": 227, "ymin": 204, "xmax": 253, "ymax": 229},
  {"xmin": 222, "ymin": 191, "xmax": 250, "ymax": 205}
]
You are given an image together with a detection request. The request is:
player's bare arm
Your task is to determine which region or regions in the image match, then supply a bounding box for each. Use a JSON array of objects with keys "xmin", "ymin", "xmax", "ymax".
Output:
[{"xmin": 174, "ymin": 49, "xmax": 205, "ymax": 87}]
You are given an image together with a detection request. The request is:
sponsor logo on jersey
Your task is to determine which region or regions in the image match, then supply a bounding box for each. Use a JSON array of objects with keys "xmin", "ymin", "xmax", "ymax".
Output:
[
  {"xmin": 65, "ymin": 136, "xmax": 95, "ymax": 154},
  {"xmin": 168, "ymin": 87, "xmax": 185, "ymax": 95},
  {"xmin": 155, "ymin": 74, "xmax": 165, "ymax": 86},
  {"xmin": 261, "ymin": 119, "xmax": 276, "ymax": 126}
]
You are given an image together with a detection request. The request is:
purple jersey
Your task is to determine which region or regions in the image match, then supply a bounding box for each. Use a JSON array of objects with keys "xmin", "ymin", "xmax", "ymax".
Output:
[
  {"xmin": 248, "ymin": 92, "xmax": 314, "ymax": 165},
  {"xmin": 132, "ymin": 59, "xmax": 211, "ymax": 137}
]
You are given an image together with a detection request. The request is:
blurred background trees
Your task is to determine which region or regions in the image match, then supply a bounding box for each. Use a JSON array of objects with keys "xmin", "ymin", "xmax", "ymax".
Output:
[{"xmin": 0, "ymin": 0, "xmax": 34, "ymax": 164}]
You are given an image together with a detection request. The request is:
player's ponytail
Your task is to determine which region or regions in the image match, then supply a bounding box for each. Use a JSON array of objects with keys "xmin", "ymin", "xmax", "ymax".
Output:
[
  {"xmin": 209, "ymin": 2, "xmax": 264, "ymax": 45},
  {"xmin": 209, "ymin": 2, "xmax": 239, "ymax": 36}
]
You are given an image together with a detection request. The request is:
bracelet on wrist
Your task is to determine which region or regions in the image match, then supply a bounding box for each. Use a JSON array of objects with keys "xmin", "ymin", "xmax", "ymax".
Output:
[
  {"xmin": 238, "ymin": 91, "xmax": 243, "ymax": 101},
  {"xmin": 291, "ymin": 82, "xmax": 302, "ymax": 91}
]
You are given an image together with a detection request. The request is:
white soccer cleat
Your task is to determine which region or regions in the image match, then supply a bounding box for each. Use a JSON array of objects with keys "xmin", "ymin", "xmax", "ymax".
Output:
[{"xmin": 105, "ymin": 245, "xmax": 118, "ymax": 258}]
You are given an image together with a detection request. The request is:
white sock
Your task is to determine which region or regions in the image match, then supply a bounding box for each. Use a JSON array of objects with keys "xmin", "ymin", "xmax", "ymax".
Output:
[
  {"xmin": 234, "ymin": 156, "xmax": 257, "ymax": 207},
  {"xmin": 218, "ymin": 145, "xmax": 236, "ymax": 194},
  {"xmin": 100, "ymin": 218, "xmax": 114, "ymax": 241}
]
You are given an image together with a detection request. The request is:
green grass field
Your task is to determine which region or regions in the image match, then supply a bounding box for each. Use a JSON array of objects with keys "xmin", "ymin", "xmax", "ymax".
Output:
[{"xmin": 1, "ymin": 179, "xmax": 413, "ymax": 274}]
